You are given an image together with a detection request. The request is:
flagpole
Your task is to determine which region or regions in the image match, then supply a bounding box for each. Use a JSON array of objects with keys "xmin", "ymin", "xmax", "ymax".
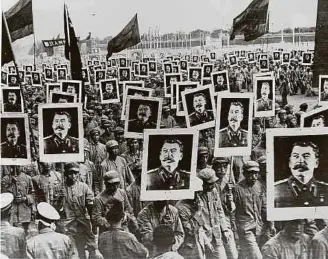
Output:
[{"xmin": 32, "ymin": 0, "xmax": 36, "ymax": 70}]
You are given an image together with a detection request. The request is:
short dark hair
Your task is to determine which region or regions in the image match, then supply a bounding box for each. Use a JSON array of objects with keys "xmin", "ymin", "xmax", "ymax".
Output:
[
  {"xmin": 53, "ymin": 110, "xmax": 71, "ymax": 123},
  {"xmin": 292, "ymin": 141, "xmax": 319, "ymax": 159},
  {"xmin": 153, "ymin": 224, "xmax": 175, "ymax": 247},
  {"xmin": 106, "ymin": 199, "xmax": 125, "ymax": 223},
  {"xmin": 312, "ymin": 115, "xmax": 325, "ymax": 124},
  {"xmin": 5, "ymin": 120, "xmax": 20, "ymax": 130},
  {"xmin": 162, "ymin": 139, "xmax": 184, "ymax": 153},
  {"xmin": 230, "ymin": 101, "xmax": 244, "ymax": 114},
  {"xmin": 193, "ymin": 92, "xmax": 206, "ymax": 101}
]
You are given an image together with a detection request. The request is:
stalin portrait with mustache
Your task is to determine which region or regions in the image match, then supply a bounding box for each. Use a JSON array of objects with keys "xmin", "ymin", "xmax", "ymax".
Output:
[
  {"xmin": 146, "ymin": 139, "xmax": 190, "ymax": 190},
  {"xmin": 128, "ymin": 103, "xmax": 157, "ymax": 133},
  {"xmin": 188, "ymin": 92, "xmax": 214, "ymax": 127},
  {"xmin": 43, "ymin": 110, "xmax": 79, "ymax": 154},
  {"xmin": 3, "ymin": 91, "xmax": 22, "ymax": 113},
  {"xmin": 1, "ymin": 120, "xmax": 27, "ymax": 158}
]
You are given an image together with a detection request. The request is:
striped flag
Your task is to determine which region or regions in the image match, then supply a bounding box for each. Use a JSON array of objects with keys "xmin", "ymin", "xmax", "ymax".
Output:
[{"xmin": 2, "ymin": 12, "xmax": 14, "ymax": 66}]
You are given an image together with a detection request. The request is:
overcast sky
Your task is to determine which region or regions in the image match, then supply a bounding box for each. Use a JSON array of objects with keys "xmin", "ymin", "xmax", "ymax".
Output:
[{"xmin": 2, "ymin": 0, "xmax": 318, "ymax": 41}]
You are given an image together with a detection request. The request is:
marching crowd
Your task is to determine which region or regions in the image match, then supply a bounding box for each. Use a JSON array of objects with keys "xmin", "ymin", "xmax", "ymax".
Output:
[{"xmin": 1, "ymin": 49, "xmax": 327, "ymax": 259}]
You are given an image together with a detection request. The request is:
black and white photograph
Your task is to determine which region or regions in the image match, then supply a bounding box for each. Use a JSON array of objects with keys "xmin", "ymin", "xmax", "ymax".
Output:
[
  {"xmin": 31, "ymin": 72, "xmax": 41, "ymax": 86},
  {"xmin": 140, "ymin": 129, "xmax": 199, "ymax": 201},
  {"xmin": 46, "ymin": 83, "xmax": 62, "ymax": 102},
  {"xmin": 8, "ymin": 65, "xmax": 17, "ymax": 74},
  {"xmin": 164, "ymin": 73, "xmax": 182, "ymax": 97},
  {"xmin": 50, "ymin": 91, "xmax": 77, "ymax": 103},
  {"xmin": 302, "ymin": 52, "xmax": 313, "ymax": 65},
  {"xmin": 282, "ymin": 52, "xmax": 291, "ymax": 64},
  {"xmin": 254, "ymin": 76, "xmax": 275, "ymax": 117},
  {"xmin": 319, "ymin": 75, "xmax": 328, "ymax": 103},
  {"xmin": 95, "ymin": 69, "xmax": 106, "ymax": 83},
  {"xmin": 119, "ymin": 57, "xmax": 127, "ymax": 67},
  {"xmin": 182, "ymin": 85, "xmax": 216, "ymax": 130},
  {"xmin": 25, "ymin": 75, "xmax": 32, "ymax": 85},
  {"xmin": 180, "ymin": 60, "xmax": 188, "ymax": 71},
  {"xmin": 81, "ymin": 68, "xmax": 90, "ymax": 83},
  {"xmin": 260, "ymin": 54, "xmax": 268, "ymax": 60},
  {"xmin": 192, "ymin": 55, "xmax": 199, "ymax": 63},
  {"xmin": 1, "ymin": 113, "xmax": 31, "ymax": 165},
  {"xmin": 229, "ymin": 55, "xmax": 237, "ymax": 66},
  {"xmin": 61, "ymin": 80, "xmax": 82, "ymax": 102},
  {"xmin": 1, "ymin": 71, "xmax": 8, "ymax": 85},
  {"xmin": 118, "ymin": 67, "xmax": 131, "ymax": 82},
  {"xmin": 301, "ymin": 106, "xmax": 328, "ymax": 128},
  {"xmin": 44, "ymin": 68, "xmax": 53, "ymax": 80},
  {"xmin": 163, "ymin": 62, "xmax": 172, "ymax": 74},
  {"xmin": 38, "ymin": 103, "xmax": 83, "ymax": 162},
  {"xmin": 210, "ymin": 52, "xmax": 216, "ymax": 60},
  {"xmin": 235, "ymin": 50, "xmax": 240, "ymax": 57},
  {"xmin": 25, "ymin": 65, "xmax": 33, "ymax": 75},
  {"xmin": 259, "ymin": 59, "xmax": 269, "ymax": 72},
  {"xmin": 214, "ymin": 92, "xmax": 253, "ymax": 157},
  {"xmin": 248, "ymin": 52, "xmax": 255, "ymax": 62},
  {"xmin": 125, "ymin": 96, "xmax": 162, "ymax": 139},
  {"xmin": 172, "ymin": 65, "xmax": 180, "ymax": 73},
  {"xmin": 188, "ymin": 67, "xmax": 202, "ymax": 83},
  {"xmin": 267, "ymin": 128, "xmax": 328, "ymax": 220},
  {"xmin": 57, "ymin": 68, "xmax": 67, "ymax": 81},
  {"xmin": 18, "ymin": 71, "xmax": 25, "ymax": 82},
  {"xmin": 273, "ymin": 51, "xmax": 281, "ymax": 61},
  {"xmin": 212, "ymin": 70, "xmax": 230, "ymax": 93},
  {"xmin": 202, "ymin": 64, "xmax": 213, "ymax": 79},
  {"xmin": 176, "ymin": 82, "xmax": 198, "ymax": 116},
  {"xmin": 139, "ymin": 63, "xmax": 149, "ymax": 77},
  {"xmin": 99, "ymin": 79, "xmax": 120, "ymax": 104},
  {"xmin": 8, "ymin": 74, "xmax": 19, "ymax": 87},
  {"xmin": 148, "ymin": 61, "xmax": 157, "ymax": 73},
  {"xmin": 1, "ymin": 87, "xmax": 24, "ymax": 113}
]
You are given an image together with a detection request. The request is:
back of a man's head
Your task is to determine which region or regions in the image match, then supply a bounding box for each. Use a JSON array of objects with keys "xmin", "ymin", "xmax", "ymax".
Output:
[
  {"xmin": 153, "ymin": 224, "xmax": 175, "ymax": 249},
  {"xmin": 106, "ymin": 199, "xmax": 124, "ymax": 223}
]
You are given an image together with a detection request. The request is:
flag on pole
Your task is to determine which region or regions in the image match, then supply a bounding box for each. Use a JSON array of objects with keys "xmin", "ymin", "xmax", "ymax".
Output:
[
  {"xmin": 64, "ymin": 4, "xmax": 82, "ymax": 81},
  {"xmin": 5, "ymin": 0, "xmax": 33, "ymax": 42},
  {"xmin": 107, "ymin": 14, "xmax": 140, "ymax": 58},
  {"xmin": 230, "ymin": 0, "xmax": 269, "ymax": 41},
  {"xmin": 2, "ymin": 12, "xmax": 15, "ymax": 66}
]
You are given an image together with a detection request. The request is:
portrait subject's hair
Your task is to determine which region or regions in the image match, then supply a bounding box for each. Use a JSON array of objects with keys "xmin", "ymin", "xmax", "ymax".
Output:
[
  {"xmin": 162, "ymin": 139, "xmax": 184, "ymax": 153},
  {"xmin": 52, "ymin": 110, "xmax": 72, "ymax": 123},
  {"xmin": 230, "ymin": 101, "xmax": 244, "ymax": 114},
  {"xmin": 291, "ymin": 141, "xmax": 319, "ymax": 159}
]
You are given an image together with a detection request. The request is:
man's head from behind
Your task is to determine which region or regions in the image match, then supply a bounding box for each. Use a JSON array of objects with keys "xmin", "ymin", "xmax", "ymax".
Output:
[
  {"xmin": 289, "ymin": 141, "xmax": 319, "ymax": 184},
  {"xmin": 228, "ymin": 101, "xmax": 244, "ymax": 130},
  {"xmin": 103, "ymin": 170, "xmax": 120, "ymax": 194},
  {"xmin": 193, "ymin": 93, "xmax": 206, "ymax": 114},
  {"xmin": 106, "ymin": 199, "xmax": 125, "ymax": 224},
  {"xmin": 159, "ymin": 139, "xmax": 183, "ymax": 173},
  {"xmin": 153, "ymin": 224, "xmax": 175, "ymax": 251},
  {"xmin": 6, "ymin": 121, "xmax": 20, "ymax": 146}
]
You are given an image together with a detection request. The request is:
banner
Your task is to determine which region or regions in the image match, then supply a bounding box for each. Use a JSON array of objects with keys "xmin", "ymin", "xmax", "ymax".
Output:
[
  {"xmin": 2, "ymin": 13, "xmax": 14, "ymax": 66},
  {"xmin": 42, "ymin": 39, "xmax": 66, "ymax": 48}
]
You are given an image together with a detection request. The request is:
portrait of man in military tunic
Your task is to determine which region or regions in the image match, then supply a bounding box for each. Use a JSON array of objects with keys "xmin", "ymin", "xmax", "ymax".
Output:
[
  {"xmin": 1, "ymin": 88, "xmax": 24, "ymax": 113},
  {"xmin": 254, "ymin": 76, "xmax": 275, "ymax": 117},
  {"xmin": 301, "ymin": 106, "xmax": 328, "ymax": 128},
  {"xmin": 100, "ymin": 79, "xmax": 120, "ymax": 104},
  {"xmin": 61, "ymin": 80, "xmax": 82, "ymax": 102}
]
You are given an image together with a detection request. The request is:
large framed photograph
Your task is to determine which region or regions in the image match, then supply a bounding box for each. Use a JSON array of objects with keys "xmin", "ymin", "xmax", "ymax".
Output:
[
  {"xmin": 319, "ymin": 75, "xmax": 328, "ymax": 104},
  {"xmin": 302, "ymin": 52, "xmax": 312, "ymax": 66},
  {"xmin": 301, "ymin": 106, "xmax": 328, "ymax": 128},
  {"xmin": 61, "ymin": 80, "xmax": 82, "ymax": 102},
  {"xmin": 99, "ymin": 79, "xmax": 120, "ymax": 104},
  {"xmin": 1, "ymin": 87, "xmax": 24, "ymax": 113},
  {"xmin": 164, "ymin": 73, "xmax": 182, "ymax": 97},
  {"xmin": 214, "ymin": 92, "xmax": 253, "ymax": 157},
  {"xmin": 176, "ymin": 82, "xmax": 198, "ymax": 116},
  {"xmin": 118, "ymin": 67, "xmax": 131, "ymax": 82},
  {"xmin": 140, "ymin": 128, "xmax": 199, "ymax": 201},
  {"xmin": 202, "ymin": 64, "xmax": 213, "ymax": 79},
  {"xmin": 1, "ymin": 113, "xmax": 31, "ymax": 165},
  {"xmin": 139, "ymin": 63, "xmax": 149, "ymax": 77},
  {"xmin": 229, "ymin": 55, "xmax": 237, "ymax": 67},
  {"xmin": 267, "ymin": 128, "xmax": 328, "ymax": 220},
  {"xmin": 57, "ymin": 68, "xmax": 67, "ymax": 81},
  {"xmin": 125, "ymin": 96, "xmax": 162, "ymax": 139},
  {"xmin": 188, "ymin": 67, "xmax": 202, "ymax": 83},
  {"xmin": 254, "ymin": 76, "xmax": 275, "ymax": 117},
  {"xmin": 50, "ymin": 91, "xmax": 77, "ymax": 103},
  {"xmin": 46, "ymin": 83, "xmax": 62, "ymax": 102},
  {"xmin": 182, "ymin": 85, "xmax": 216, "ymax": 130},
  {"xmin": 212, "ymin": 70, "xmax": 229, "ymax": 93},
  {"xmin": 38, "ymin": 103, "xmax": 84, "ymax": 162}
]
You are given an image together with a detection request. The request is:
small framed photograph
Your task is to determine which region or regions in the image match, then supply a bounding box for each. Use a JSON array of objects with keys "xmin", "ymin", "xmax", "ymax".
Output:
[
  {"xmin": 240, "ymin": 50, "xmax": 246, "ymax": 58},
  {"xmin": 139, "ymin": 63, "xmax": 149, "ymax": 77},
  {"xmin": 301, "ymin": 106, "xmax": 328, "ymax": 128},
  {"xmin": 119, "ymin": 58, "xmax": 127, "ymax": 67},
  {"xmin": 182, "ymin": 85, "xmax": 216, "ymax": 130},
  {"xmin": 192, "ymin": 56, "xmax": 199, "ymax": 63},
  {"xmin": 8, "ymin": 74, "xmax": 19, "ymax": 87},
  {"xmin": 1, "ymin": 87, "xmax": 24, "ymax": 113},
  {"xmin": 44, "ymin": 68, "xmax": 53, "ymax": 80},
  {"xmin": 254, "ymin": 76, "xmax": 275, "ymax": 117},
  {"xmin": 235, "ymin": 50, "xmax": 240, "ymax": 57},
  {"xmin": 57, "ymin": 68, "xmax": 67, "ymax": 81},
  {"xmin": 1, "ymin": 71, "xmax": 8, "ymax": 85},
  {"xmin": 8, "ymin": 66, "xmax": 17, "ymax": 74},
  {"xmin": 61, "ymin": 80, "xmax": 82, "ymax": 102},
  {"xmin": 31, "ymin": 72, "xmax": 41, "ymax": 86},
  {"xmin": 25, "ymin": 76, "xmax": 32, "ymax": 85},
  {"xmin": 25, "ymin": 65, "xmax": 33, "ymax": 75},
  {"xmin": 125, "ymin": 96, "xmax": 162, "ymax": 139},
  {"xmin": 176, "ymin": 82, "xmax": 198, "ymax": 116},
  {"xmin": 172, "ymin": 65, "xmax": 180, "ymax": 73},
  {"xmin": 260, "ymin": 54, "xmax": 268, "ymax": 60},
  {"xmin": 267, "ymin": 128, "xmax": 328, "ymax": 220},
  {"xmin": 133, "ymin": 63, "xmax": 140, "ymax": 75},
  {"xmin": 81, "ymin": 68, "xmax": 90, "ymax": 83},
  {"xmin": 61, "ymin": 64, "xmax": 68, "ymax": 70},
  {"xmin": 18, "ymin": 71, "xmax": 25, "ymax": 83},
  {"xmin": 319, "ymin": 75, "xmax": 328, "ymax": 104},
  {"xmin": 229, "ymin": 55, "xmax": 237, "ymax": 66},
  {"xmin": 1, "ymin": 113, "xmax": 31, "ymax": 165},
  {"xmin": 188, "ymin": 67, "xmax": 202, "ymax": 83},
  {"xmin": 210, "ymin": 52, "xmax": 216, "ymax": 60},
  {"xmin": 95, "ymin": 69, "xmax": 106, "ymax": 83},
  {"xmin": 99, "ymin": 79, "xmax": 120, "ymax": 104},
  {"xmin": 259, "ymin": 59, "xmax": 269, "ymax": 72},
  {"xmin": 38, "ymin": 103, "xmax": 84, "ymax": 162},
  {"xmin": 247, "ymin": 52, "xmax": 255, "ymax": 62},
  {"xmin": 148, "ymin": 61, "xmax": 157, "ymax": 73},
  {"xmin": 202, "ymin": 64, "xmax": 213, "ymax": 79},
  {"xmin": 214, "ymin": 92, "xmax": 253, "ymax": 157},
  {"xmin": 46, "ymin": 84, "xmax": 62, "ymax": 102},
  {"xmin": 163, "ymin": 63, "xmax": 173, "ymax": 74},
  {"xmin": 273, "ymin": 51, "xmax": 281, "ymax": 61},
  {"xmin": 50, "ymin": 91, "xmax": 77, "ymax": 103},
  {"xmin": 94, "ymin": 65, "xmax": 102, "ymax": 71},
  {"xmin": 93, "ymin": 60, "xmax": 100, "ymax": 66},
  {"xmin": 140, "ymin": 128, "xmax": 199, "ymax": 201},
  {"xmin": 88, "ymin": 65, "xmax": 94, "ymax": 75},
  {"xmin": 118, "ymin": 67, "xmax": 131, "ymax": 82},
  {"xmin": 212, "ymin": 70, "xmax": 230, "ymax": 93},
  {"xmin": 180, "ymin": 60, "xmax": 188, "ymax": 71},
  {"xmin": 302, "ymin": 52, "xmax": 313, "ymax": 66},
  {"xmin": 164, "ymin": 73, "xmax": 182, "ymax": 97},
  {"xmin": 282, "ymin": 52, "xmax": 291, "ymax": 64}
]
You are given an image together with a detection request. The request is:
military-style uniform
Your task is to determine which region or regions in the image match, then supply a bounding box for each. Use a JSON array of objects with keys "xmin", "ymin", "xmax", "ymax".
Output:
[
  {"xmin": 128, "ymin": 119, "xmax": 157, "ymax": 133},
  {"xmin": 146, "ymin": 166, "xmax": 190, "ymax": 190},
  {"xmin": 274, "ymin": 176, "xmax": 328, "ymax": 208},
  {"xmin": 3, "ymin": 103, "xmax": 22, "ymax": 112},
  {"xmin": 43, "ymin": 134, "xmax": 79, "ymax": 154},
  {"xmin": 103, "ymin": 91, "xmax": 116, "ymax": 100},
  {"xmin": 214, "ymin": 83, "xmax": 228, "ymax": 92},
  {"xmin": 218, "ymin": 127, "xmax": 248, "ymax": 148},
  {"xmin": 1, "ymin": 142, "xmax": 27, "ymax": 158},
  {"xmin": 321, "ymin": 91, "xmax": 328, "ymax": 102},
  {"xmin": 256, "ymin": 98, "xmax": 273, "ymax": 111},
  {"xmin": 189, "ymin": 110, "xmax": 214, "ymax": 127}
]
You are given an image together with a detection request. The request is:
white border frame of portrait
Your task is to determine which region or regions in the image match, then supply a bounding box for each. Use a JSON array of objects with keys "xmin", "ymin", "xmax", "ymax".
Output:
[
  {"xmin": 247, "ymin": 52, "xmax": 255, "ymax": 62},
  {"xmin": 214, "ymin": 92, "xmax": 253, "ymax": 157},
  {"xmin": 124, "ymin": 96, "xmax": 163, "ymax": 139},
  {"xmin": 266, "ymin": 127, "xmax": 328, "ymax": 221},
  {"xmin": 188, "ymin": 67, "xmax": 202, "ymax": 83},
  {"xmin": 211, "ymin": 70, "xmax": 230, "ymax": 93},
  {"xmin": 319, "ymin": 75, "xmax": 328, "ymax": 105},
  {"xmin": 31, "ymin": 71, "xmax": 42, "ymax": 86},
  {"xmin": 138, "ymin": 62, "xmax": 149, "ymax": 78},
  {"xmin": 0, "ymin": 113, "xmax": 31, "ymax": 165},
  {"xmin": 259, "ymin": 59, "xmax": 269, "ymax": 72},
  {"xmin": 99, "ymin": 78, "xmax": 120, "ymax": 104},
  {"xmin": 300, "ymin": 106, "xmax": 328, "ymax": 128},
  {"xmin": 148, "ymin": 61, "xmax": 157, "ymax": 74},
  {"xmin": 1, "ymin": 87, "xmax": 24, "ymax": 113},
  {"xmin": 57, "ymin": 68, "xmax": 67, "ymax": 81},
  {"xmin": 202, "ymin": 64, "xmax": 214, "ymax": 79},
  {"xmin": 44, "ymin": 68, "xmax": 54, "ymax": 81},
  {"xmin": 81, "ymin": 67, "xmax": 90, "ymax": 84},
  {"xmin": 273, "ymin": 51, "xmax": 281, "ymax": 62},
  {"xmin": 61, "ymin": 80, "xmax": 82, "ymax": 103},
  {"xmin": 164, "ymin": 73, "xmax": 182, "ymax": 98},
  {"xmin": 302, "ymin": 52, "xmax": 313, "ymax": 66},
  {"xmin": 118, "ymin": 67, "xmax": 131, "ymax": 82},
  {"xmin": 38, "ymin": 102, "xmax": 84, "ymax": 163},
  {"xmin": 254, "ymin": 75, "xmax": 276, "ymax": 118},
  {"xmin": 46, "ymin": 83, "xmax": 62, "ymax": 103},
  {"xmin": 121, "ymin": 85, "xmax": 153, "ymax": 121},
  {"xmin": 182, "ymin": 85, "xmax": 216, "ymax": 130},
  {"xmin": 49, "ymin": 91, "xmax": 77, "ymax": 103},
  {"xmin": 176, "ymin": 81, "xmax": 199, "ymax": 117},
  {"xmin": 140, "ymin": 128, "xmax": 199, "ymax": 201},
  {"xmin": 95, "ymin": 69, "xmax": 106, "ymax": 83},
  {"xmin": 229, "ymin": 55, "xmax": 238, "ymax": 67},
  {"xmin": 282, "ymin": 52, "xmax": 291, "ymax": 65}
]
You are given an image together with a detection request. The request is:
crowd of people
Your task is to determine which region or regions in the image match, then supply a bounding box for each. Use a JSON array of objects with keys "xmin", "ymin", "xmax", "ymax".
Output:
[{"xmin": 1, "ymin": 47, "xmax": 327, "ymax": 259}]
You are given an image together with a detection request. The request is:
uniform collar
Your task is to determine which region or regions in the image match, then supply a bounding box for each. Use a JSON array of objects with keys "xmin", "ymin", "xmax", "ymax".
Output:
[
  {"xmin": 53, "ymin": 134, "xmax": 69, "ymax": 145},
  {"xmin": 159, "ymin": 165, "xmax": 180, "ymax": 183},
  {"xmin": 227, "ymin": 126, "xmax": 241, "ymax": 140},
  {"xmin": 288, "ymin": 176, "xmax": 318, "ymax": 197}
]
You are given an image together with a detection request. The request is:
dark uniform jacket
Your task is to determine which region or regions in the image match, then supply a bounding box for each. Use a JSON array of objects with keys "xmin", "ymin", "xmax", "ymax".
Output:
[
  {"xmin": 43, "ymin": 134, "xmax": 79, "ymax": 154},
  {"xmin": 256, "ymin": 98, "xmax": 273, "ymax": 111},
  {"xmin": 321, "ymin": 92, "xmax": 328, "ymax": 102},
  {"xmin": 214, "ymin": 83, "xmax": 228, "ymax": 92},
  {"xmin": 146, "ymin": 166, "xmax": 190, "ymax": 190},
  {"xmin": 274, "ymin": 176, "xmax": 328, "ymax": 208},
  {"xmin": 128, "ymin": 119, "xmax": 157, "ymax": 133},
  {"xmin": 3, "ymin": 102, "xmax": 22, "ymax": 112},
  {"xmin": 189, "ymin": 110, "xmax": 214, "ymax": 127},
  {"xmin": 218, "ymin": 127, "xmax": 248, "ymax": 148},
  {"xmin": 103, "ymin": 92, "xmax": 116, "ymax": 100},
  {"xmin": 1, "ymin": 142, "xmax": 27, "ymax": 158}
]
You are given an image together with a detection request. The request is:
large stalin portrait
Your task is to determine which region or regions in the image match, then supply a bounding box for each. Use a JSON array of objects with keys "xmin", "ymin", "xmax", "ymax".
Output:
[{"xmin": 146, "ymin": 139, "xmax": 190, "ymax": 191}]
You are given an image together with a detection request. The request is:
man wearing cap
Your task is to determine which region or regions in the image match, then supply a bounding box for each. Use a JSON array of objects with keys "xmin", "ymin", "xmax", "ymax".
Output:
[
  {"xmin": 99, "ymin": 120, "xmax": 116, "ymax": 144},
  {"xmin": 128, "ymin": 103, "xmax": 157, "ymax": 133},
  {"xmin": 27, "ymin": 202, "xmax": 73, "ymax": 259},
  {"xmin": 197, "ymin": 146, "xmax": 211, "ymax": 172},
  {"xmin": 121, "ymin": 138, "xmax": 143, "ymax": 172},
  {"xmin": 59, "ymin": 162, "xmax": 100, "ymax": 259},
  {"xmin": 309, "ymin": 224, "xmax": 328, "ymax": 259},
  {"xmin": 287, "ymin": 114, "xmax": 298, "ymax": 128},
  {"xmin": 146, "ymin": 139, "xmax": 190, "ymax": 190},
  {"xmin": 0, "ymin": 193, "xmax": 27, "ymax": 259},
  {"xmin": 274, "ymin": 141, "xmax": 328, "ymax": 208},
  {"xmin": 98, "ymin": 199, "xmax": 148, "ymax": 259},
  {"xmin": 92, "ymin": 170, "xmax": 137, "ymax": 236},
  {"xmin": 114, "ymin": 127, "xmax": 128, "ymax": 155},
  {"xmin": 199, "ymin": 129, "xmax": 215, "ymax": 159},
  {"xmin": 78, "ymin": 146, "xmax": 95, "ymax": 189},
  {"xmin": 101, "ymin": 140, "xmax": 134, "ymax": 190},
  {"xmin": 233, "ymin": 161, "xmax": 274, "ymax": 259},
  {"xmin": 4, "ymin": 91, "xmax": 22, "ymax": 112},
  {"xmin": 161, "ymin": 106, "xmax": 177, "ymax": 129},
  {"xmin": 188, "ymin": 93, "xmax": 214, "ymax": 127},
  {"xmin": 276, "ymin": 109, "xmax": 288, "ymax": 128}
]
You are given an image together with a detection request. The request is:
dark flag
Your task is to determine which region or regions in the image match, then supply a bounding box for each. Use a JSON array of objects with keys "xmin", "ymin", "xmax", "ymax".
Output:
[
  {"xmin": 2, "ymin": 12, "xmax": 15, "ymax": 66},
  {"xmin": 107, "ymin": 14, "xmax": 140, "ymax": 58},
  {"xmin": 230, "ymin": 0, "xmax": 269, "ymax": 41},
  {"xmin": 64, "ymin": 4, "xmax": 82, "ymax": 81},
  {"xmin": 5, "ymin": 0, "xmax": 34, "ymax": 42}
]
